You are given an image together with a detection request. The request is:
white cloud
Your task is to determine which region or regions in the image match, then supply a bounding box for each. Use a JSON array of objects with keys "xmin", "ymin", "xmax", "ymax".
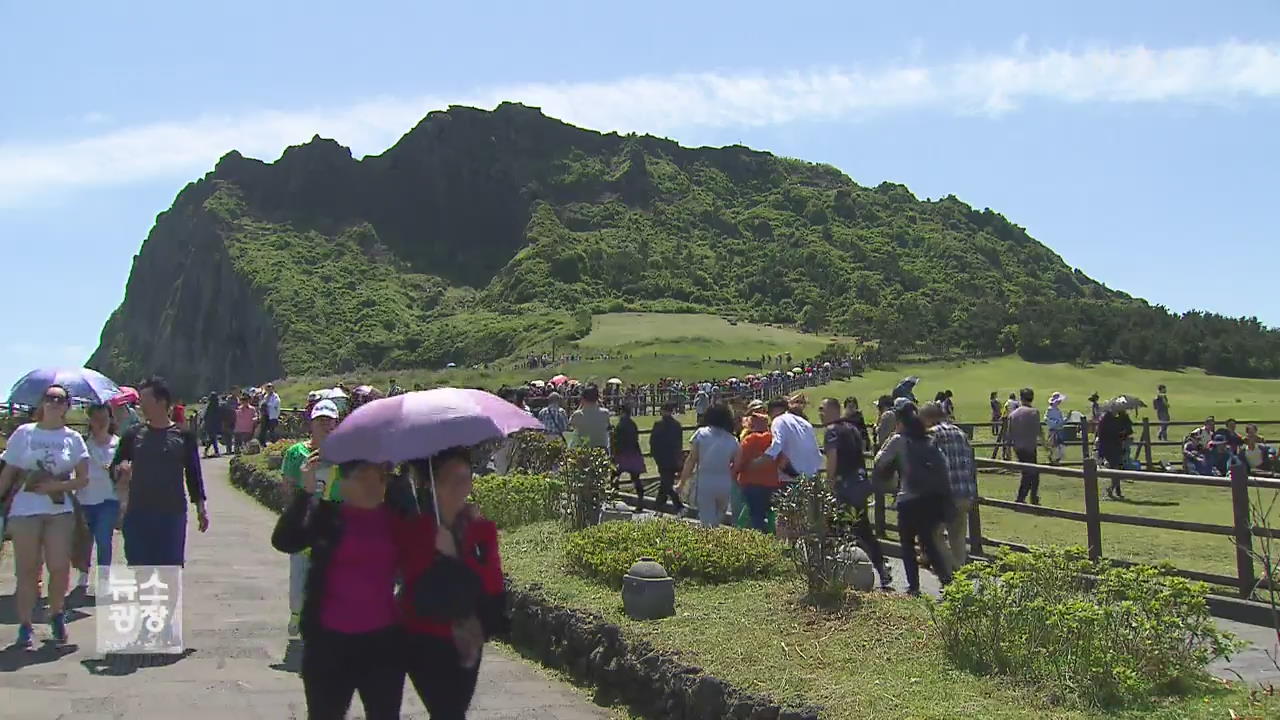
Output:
[{"xmin": 2, "ymin": 40, "xmax": 1278, "ymax": 207}]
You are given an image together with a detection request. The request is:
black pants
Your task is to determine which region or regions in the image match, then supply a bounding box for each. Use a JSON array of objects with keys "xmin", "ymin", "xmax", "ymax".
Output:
[
  {"xmin": 259, "ymin": 417, "xmax": 279, "ymax": 445},
  {"xmin": 404, "ymin": 634, "xmax": 481, "ymax": 720},
  {"xmin": 655, "ymin": 467, "xmax": 684, "ymax": 511},
  {"xmin": 1100, "ymin": 446, "xmax": 1125, "ymax": 496},
  {"xmin": 897, "ymin": 496, "xmax": 953, "ymax": 593},
  {"xmin": 301, "ymin": 627, "xmax": 404, "ymax": 720},
  {"xmin": 1014, "ymin": 447, "xmax": 1040, "ymax": 504}
]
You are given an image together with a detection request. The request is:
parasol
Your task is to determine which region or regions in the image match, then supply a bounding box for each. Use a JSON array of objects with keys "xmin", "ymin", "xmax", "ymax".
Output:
[
  {"xmin": 8, "ymin": 367, "xmax": 120, "ymax": 406},
  {"xmin": 109, "ymin": 386, "xmax": 139, "ymax": 408}
]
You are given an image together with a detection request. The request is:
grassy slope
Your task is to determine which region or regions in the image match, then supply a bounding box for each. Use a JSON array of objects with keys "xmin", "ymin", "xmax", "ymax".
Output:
[{"xmin": 501, "ymin": 522, "xmax": 1277, "ymax": 720}]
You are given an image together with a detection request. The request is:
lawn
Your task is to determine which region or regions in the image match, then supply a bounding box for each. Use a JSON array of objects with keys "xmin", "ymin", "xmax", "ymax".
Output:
[{"xmin": 500, "ymin": 521, "xmax": 1278, "ymax": 720}]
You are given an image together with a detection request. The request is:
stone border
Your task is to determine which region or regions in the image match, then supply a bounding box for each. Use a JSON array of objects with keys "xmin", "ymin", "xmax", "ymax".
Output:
[{"xmin": 227, "ymin": 456, "xmax": 822, "ymax": 720}]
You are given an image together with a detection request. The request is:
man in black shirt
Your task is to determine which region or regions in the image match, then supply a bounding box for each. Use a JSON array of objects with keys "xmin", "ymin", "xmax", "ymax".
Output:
[
  {"xmin": 113, "ymin": 376, "xmax": 209, "ymax": 567},
  {"xmin": 819, "ymin": 398, "xmax": 891, "ymax": 590},
  {"xmin": 648, "ymin": 403, "xmax": 685, "ymax": 513}
]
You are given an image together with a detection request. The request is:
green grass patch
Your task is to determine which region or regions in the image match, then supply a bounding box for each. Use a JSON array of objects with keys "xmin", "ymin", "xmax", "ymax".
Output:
[{"xmin": 500, "ymin": 521, "xmax": 1279, "ymax": 720}]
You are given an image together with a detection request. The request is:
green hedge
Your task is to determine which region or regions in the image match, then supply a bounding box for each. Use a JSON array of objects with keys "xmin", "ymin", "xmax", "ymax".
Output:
[
  {"xmin": 470, "ymin": 473, "xmax": 564, "ymax": 530},
  {"xmin": 564, "ymin": 518, "xmax": 787, "ymax": 587}
]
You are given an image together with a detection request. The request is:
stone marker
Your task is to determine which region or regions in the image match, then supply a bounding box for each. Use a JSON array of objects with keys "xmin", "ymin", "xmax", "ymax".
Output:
[{"xmin": 622, "ymin": 557, "xmax": 676, "ymax": 620}]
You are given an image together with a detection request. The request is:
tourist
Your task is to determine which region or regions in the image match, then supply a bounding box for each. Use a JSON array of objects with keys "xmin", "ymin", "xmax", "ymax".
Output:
[
  {"xmin": 1154, "ymin": 385, "xmax": 1171, "ymax": 441},
  {"xmin": 735, "ymin": 407, "xmax": 780, "ymax": 533},
  {"xmin": 114, "ymin": 401, "xmax": 141, "ymax": 437},
  {"xmin": 78, "ymin": 403, "xmax": 121, "ymax": 591},
  {"xmin": 536, "ymin": 392, "xmax": 569, "ymax": 439},
  {"xmin": 693, "ymin": 386, "xmax": 711, "ymax": 426},
  {"xmin": 1223, "ymin": 418, "xmax": 1244, "ymax": 453},
  {"xmin": 259, "ymin": 382, "xmax": 282, "ymax": 445},
  {"xmin": 942, "ymin": 389, "xmax": 956, "ymax": 419},
  {"xmin": 1045, "ymin": 392, "xmax": 1068, "ymax": 465},
  {"xmin": 271, "ymin": 450, "xmax": 404, "ymax": 719},
  {"xmin": 112, "ymin": 376, "xmax": 209, "ymax": 567},
  {"xmin": 1008, "ymin": 388, "xmax": 1043, "ymax": 505},
  {"xmin": 611, "ymin": 406, "xmax": 647, "ymax": 506},
  {"xmin": 388, "ymin": 378, "xmax": 405, "ymax": 397},
  {"xmin": 568, "ymin": 385, "xmax": 611, "ymax": 451},
  {"xmin": 1097, "ymin": 405, "xmax": 1134, "ymax": 498},
  {"xmin": 989, "ymin": 391, "xmax": 1001, "ymax": 436},
  {"xmin": 921, "ymin": 402, "xmax": 977, "ymax": 572},
  {"xmin": 677, "ymin": 403, "xmax": 739, "ymax": 527},
  {"xmin": 220, "ymin": 395, "xmax": 236, "ymax": 454},
  {"xmin": 234, "ymin": 395, "xmax": 258, "ymax": 453},
  {"xmin": 280, "ymin": 399, "xmax": 341, "ymax": 637},
  {"xmin": 0, "ymin": 384, "xmax": 90, "ymax": 647},
  {"xmin": 872, "ymin": 401, "xmax": 954, "ymax": 596},
  {"xmin": 1088, "ymin": 393, "xmax": 1102, "ymax": 428},
  {"xmin": 1192, "ymin": 416, "xmax": 1217, "ymax": 450},
  {"xmin": 1242, "ymin": 424, "xmax": 1271, "ymax": 472},
  {"xmin": 753, "ymin": 396, "xmax": 824, "ymax": 485},
  {"xmin": 202, "ymin": 392, "xmax": 222, "ymax": 458},
  {"xmin": 875, "ymin": 395, "xmax": 897, "ymax": 450},
  {"xmin": 1183, "ymin": 433, "xmax": 1215, "ymax": 475},
  {"xmin": 649, "ymin": 402, "xmax": 686, "ymax": 514},
  {"xmin": 842, "ymin": 397, "xmax": 871, "ymax": 449},
  {"xmin": 819, "ymin": 398, "xmax": 891, "ymax": 589},
  {"xmin": 394, "ymin": 448, "xmax": 508, "ymax": 719}
]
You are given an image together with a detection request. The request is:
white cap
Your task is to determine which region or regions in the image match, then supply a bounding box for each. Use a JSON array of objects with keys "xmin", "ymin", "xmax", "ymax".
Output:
[{"xmin": 311, "ymin": 400, "xmax": 339, "ymax": 419}]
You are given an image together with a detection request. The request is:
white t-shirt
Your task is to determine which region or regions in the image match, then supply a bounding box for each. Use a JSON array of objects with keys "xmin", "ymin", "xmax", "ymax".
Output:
[
  {"xmin": 78, "ymin": 434, "xmax": 120, "ymax": 506},
  {"xmin": 265, "ymin": 393, "xmax": 282, "ymax": 420},
  {"xmin": 765, "ymin": 412, "xmax": 825, "ymax": 478},
  {"xmin": 1, "ymin": 423, "xmax": 90, "ymax": 516}
]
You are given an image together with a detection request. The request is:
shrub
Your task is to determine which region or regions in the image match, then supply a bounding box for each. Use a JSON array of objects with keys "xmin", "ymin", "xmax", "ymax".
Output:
[
  {"xmin": 564, "ymin": 518, "xmax": 787, "ymax": 587},
  {"xmin": 774, "ymin": 474, "xmax": 849, "ymax": 605},
  {"xmin": 263, "ymin": 438, "xmax": 296, "ymax": 458},
  {"xmin": 555, "ymin": 446, "xmax": 611, "ymax": 530},
  {"xmin": 507, "ymin": 432, "xmax": 566, "ymax": 474},
  {"xmin": 470, "ymin": 473, "xmax": 564, "ymax": 530},
  {"xmin": 932, "ymin": 546, "xmax": 1242, "ymax": 708}
]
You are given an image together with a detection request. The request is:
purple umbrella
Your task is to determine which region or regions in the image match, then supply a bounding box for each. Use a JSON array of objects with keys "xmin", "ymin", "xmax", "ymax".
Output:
[
  {"xmin": 7, "ymin": 366, "xmax": 121, "ymax": 406},
  {"xmin": 321, "ymin": 388, "xmax": 542, "ymax": 465}
]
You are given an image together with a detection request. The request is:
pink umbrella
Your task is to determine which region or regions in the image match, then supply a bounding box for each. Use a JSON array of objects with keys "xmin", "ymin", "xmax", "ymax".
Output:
[
  {"xmin": 549, "ymin": 375, "xmax": 569, "ymax": 386},
  {"xmin": 321, "ymin": 388, "xmax": 541, "ymax": 466},
  {"xmin": 109, "ymin": 386, "xmax": 139, "ymax": 407}
]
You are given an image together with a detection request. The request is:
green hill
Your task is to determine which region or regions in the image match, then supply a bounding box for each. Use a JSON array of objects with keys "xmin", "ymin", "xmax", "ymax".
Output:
[{"xmin": 89, "ymin": 103, "xmax": 1280, "ymax": 396}]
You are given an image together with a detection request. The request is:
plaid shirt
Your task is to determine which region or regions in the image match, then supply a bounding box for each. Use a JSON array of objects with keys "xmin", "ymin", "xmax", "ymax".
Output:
[
  {"xmin": 930, "ymin": 421, "xmax": 977, "ymax": 500},
  {"xmin": 538, "ymin": 406, "xmax": 569, "ymax": 435}
]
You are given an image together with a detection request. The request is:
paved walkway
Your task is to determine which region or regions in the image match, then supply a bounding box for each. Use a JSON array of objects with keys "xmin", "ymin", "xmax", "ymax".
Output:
[{"xmin": 0, "ymin": 458, "xmax": 608, "ymax": 720}]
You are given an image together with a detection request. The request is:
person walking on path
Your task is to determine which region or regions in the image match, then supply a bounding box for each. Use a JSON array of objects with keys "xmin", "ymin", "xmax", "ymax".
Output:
[
  {"xmin": 280, "ymin": 399, "xmax": 341, "ymax": 637},
  {"xmin": 649, "ymin": 402, "xmax": 686, "ymax": 514},
  {"xmin": 1097, "ymin": 406, "xmax": 1134, "ymax": 498},
  {"xmin": 0, "ymin": 383, "xmax": 90, "ymax": 648},
  {"xmin": 752, "ymin": 396, "xmax": 824, "ymax": 486},
  {"xmin": 1154, "ymin": 385, "xmax": 1171, "ymax": 441},
  {"xmin": 677, "ymin": 404, "xmax": 740, "ymax": 527},
  {"xmin": 393, "ymin": 448, "xmax": 509, "ymax": 719},
  {"xmin": 234, "ymin": 394, "xmax": 258, "ymax": 453},
  {"xmin": 536, "ymin": 392, "xmax": 569, "ymax": 439},
  {"xmin": 819, "ymin": 398, "xmax": 892, "ymax": 589},
  {"xmin": 568, "ymin": 385, "xmax": 611, "ymax": 451},
  {"xmin": 921, "ymin": 401, "xmax": 977, "ymax": 573},
  {"xmin": 112, "ymin": 376, "xmax": 209, "ymax": 568},
  {"xmin": 610, "ymin": 406, "xmax": 647, "ymax": 505},
  {"xmin": 271, "ymin": 448, "xmax": 405, "ymax": 720},
  {"xmin": 872, "ymin": 401, "xmax": 954, "ymax": 596},
  {"xmin": 202, "ymin": 393, "xmax": 223, "ymax": 458},
  {"xmin": 1008, "ymin": 388, "xmax": 1043, "ymax": 505},
  {"xmin": 77, "ymin": 403, "xmax": 121, "ymax": 591},
  {"xmin": 989, "ymin": 391, "xmax": 1001, "ymax": 436},
  {"xmin": 259, "ymin": 383, "xmax": 282, "ymax": 446},
  {"xmin": 734, "ymin": 409, "xmax": 781, "ymax": 533},
  {"xmin": 875, "ymin": 395, "xmax": 897, "ymax": 450},
  {"xmin": 1045, "ymin": 392, "xmax": 1068, "ymax": 466}
]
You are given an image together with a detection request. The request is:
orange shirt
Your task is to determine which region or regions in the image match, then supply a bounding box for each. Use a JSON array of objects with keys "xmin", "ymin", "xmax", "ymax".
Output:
[{"xmin": 737, "ymin": 432, "xmax": 781, "ymax": 488}]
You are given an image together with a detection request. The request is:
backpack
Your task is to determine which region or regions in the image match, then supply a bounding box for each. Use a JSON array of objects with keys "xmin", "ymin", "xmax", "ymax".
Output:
[{"xmin": 904, "ymin": 436, "xmax": 953, "ymax": 499}]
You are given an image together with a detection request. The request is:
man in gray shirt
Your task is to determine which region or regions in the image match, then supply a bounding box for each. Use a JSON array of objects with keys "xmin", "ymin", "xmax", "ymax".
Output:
[{"xmin": 1007, "ymin": 387, "xmax": 1043, "ymax": 505}]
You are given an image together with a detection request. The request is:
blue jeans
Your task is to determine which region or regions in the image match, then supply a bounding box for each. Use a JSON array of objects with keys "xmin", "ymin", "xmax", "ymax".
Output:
[
  {"xmin": 740, "ymin": 485, "xmax": 775, "ymax": 532},
  {"xmin": 81, "ymin": 499, "xmax": 120, "ymax": 567}
]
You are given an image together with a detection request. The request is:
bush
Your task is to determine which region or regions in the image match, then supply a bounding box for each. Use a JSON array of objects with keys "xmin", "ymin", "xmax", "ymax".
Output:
[
  {"xmin": 470, "ymin": 473, "xmax": 564, "ymax": 530},
  {"xmin": 564, "ymin": 518, "xmax": 787, "ymax": 587},
  {"xmin": 774, "ymin": 474, "xmax": 849, "ymax": 605},
  {"xmin": 556, "ymin": 446, "xmax": 611, "ymax": 530},
  {"xmin": 933, "ymin": 546, "xmax": 1242, "ymax": 709},
  {"xmin": 263, "ymin": 438, "xmax": 296, "ymax": 458}
]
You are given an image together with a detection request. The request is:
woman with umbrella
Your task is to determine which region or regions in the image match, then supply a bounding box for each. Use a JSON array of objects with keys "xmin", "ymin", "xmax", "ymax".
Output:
[
  {"xmin": 1097, "ymin": 397, "xmax": 1135, "ymax": 499},
  {"xmin": 0, "ymin": 383, "xmax": 91, "ymax": 648},
  {"xmin": 317, "ymin": 388, "xmax": 534, "ymax": 718}
]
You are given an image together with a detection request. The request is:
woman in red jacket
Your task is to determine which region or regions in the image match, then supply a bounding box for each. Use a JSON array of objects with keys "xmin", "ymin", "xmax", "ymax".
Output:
[{"xmin": 391, "ymin": 446, "xmax": 507, "ymax": 719}]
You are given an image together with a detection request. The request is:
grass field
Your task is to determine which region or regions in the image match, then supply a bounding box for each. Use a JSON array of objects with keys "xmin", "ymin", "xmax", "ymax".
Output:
[{"xmin": 501, "ymin": 522, "xmax": 1277, "ymax": 720}]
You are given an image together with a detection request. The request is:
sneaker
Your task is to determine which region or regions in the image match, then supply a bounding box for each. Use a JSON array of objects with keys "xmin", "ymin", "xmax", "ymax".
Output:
[
  {"xmin": 287, "ymin": 613, "xmax": 301, "ymax": 637},
  {"xmin": 50, "ymin": 612, "xmax": 68, "ymax": 644},
  {"xmin": 15, "ymin": 623, "xmax": 34, "ymax": 650}
]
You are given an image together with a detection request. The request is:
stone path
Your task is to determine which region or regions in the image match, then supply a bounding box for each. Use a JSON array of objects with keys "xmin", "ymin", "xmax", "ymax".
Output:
[{"xmin": 0, "ymin": 458, "xmax": 609, "ymax": 720}]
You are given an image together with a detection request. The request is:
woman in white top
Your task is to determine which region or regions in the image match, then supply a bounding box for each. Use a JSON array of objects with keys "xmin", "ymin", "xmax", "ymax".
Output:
[
  {"xmin": 677, "ymin": 403, "xmax": 740, "ymax": 527},
  {"xmin": 78, "ymin": 403, "xmax": 121, "ymax": 589},
  {"xmin": 0, "ymin": 384, "xmax": 90, "ymax": 648}
]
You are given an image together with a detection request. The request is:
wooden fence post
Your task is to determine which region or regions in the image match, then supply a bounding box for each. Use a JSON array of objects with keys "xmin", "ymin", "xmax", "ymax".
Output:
[
  {"xmin": 1080, "ymin": 420, "xmax": 1091, "ymax": 460},
  {"xmin": 1141, "ymin": 417, "xmax": 1154, "ymax": 470},
  {"xmin": 1082, "ymin": 458, "xmax": 1103, "ymax": 562},
  {"xmin": 873, "ymin": 490, "xmax": 886, "ymax": 538},
  {"xmin": 1229, "ymin": 462, "xmax": 1256, "ymax": 599}
]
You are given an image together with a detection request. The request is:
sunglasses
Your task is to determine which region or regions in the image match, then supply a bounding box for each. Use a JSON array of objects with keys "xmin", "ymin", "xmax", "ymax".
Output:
[{"xmin": 43, "ymin": 394, "xmax": 69, "ymax": 405}]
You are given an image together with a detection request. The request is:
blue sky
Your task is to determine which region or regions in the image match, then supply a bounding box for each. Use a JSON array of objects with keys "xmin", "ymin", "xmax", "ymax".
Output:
[{"xmin": 2, "ymin": 1, "xmax": 1278, "ymax": 394}]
